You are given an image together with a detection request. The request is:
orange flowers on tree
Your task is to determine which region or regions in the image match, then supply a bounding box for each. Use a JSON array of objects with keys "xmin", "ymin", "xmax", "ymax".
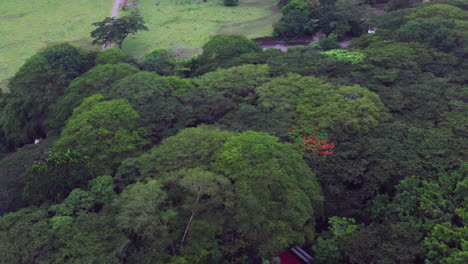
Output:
[{"xmin": 288, "ymin": 121, "xmax": 335, "ymax": 155}]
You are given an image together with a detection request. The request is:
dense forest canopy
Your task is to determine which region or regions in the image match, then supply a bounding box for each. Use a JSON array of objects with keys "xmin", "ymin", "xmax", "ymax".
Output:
[{"xmin": 0, "ymin": 0, "xmax": 466, "ymax": 263}]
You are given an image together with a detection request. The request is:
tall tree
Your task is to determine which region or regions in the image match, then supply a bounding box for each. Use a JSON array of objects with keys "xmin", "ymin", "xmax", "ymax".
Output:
[{"xmin": 91, "ymin": 11, "xmax": 148, "ymax": 49}]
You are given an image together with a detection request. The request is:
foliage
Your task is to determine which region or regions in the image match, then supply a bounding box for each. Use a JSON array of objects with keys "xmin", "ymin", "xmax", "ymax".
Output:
[
  {"xmin": 114, "ymin": 127, "xmax": 323, "ymax": 262},
  {"xmin": 282, "ymin": 0, "xmax": 311, "ymax": 14},
  {"xmin": 341, "ymin": 222, "xmax": 424, "ymax": 263},
  {"xmin": 257, "ymin": 74, "xmax": 390, "ymax": 134},
  {"xmin": 0, "ymin": 44, "xmax": 90, "ymax": 148},
  {"xmin": 91, "ymin": 11, "xmax": 148, "ymax": 48},
  {"xmin": 424, "ymin": 221, "xmax": 468, "ymax": 264},
  {"xmin": 397, "ymin": 18, "xmax": 457, "ymax": 52},
  {"xmin": 47, "ymin": 63, "xmax": 139, "ymax": 132},
  {"xmin": 406, "ymin": 4, "xmax": 467, "ymax": 20},
  {"xmin": 140, "ymin": 49, "xmax": 177, "ymax": 76},
  {"xmin": 321, "ymin": 49, "xmax": 365, "ymax": 64},
  {"xmin": 0, "ymin": 137, "xmax": 55, "ymax": 213},
  {"xmin": 48, "ymin": 212, "xmax": 128, "ymax": 263},
  {"xmin": 0, "ymin": 207, "xmax": 50, "ymax": 263},
  {"xmin": 42, "ymin": 43, "xmax": 91, "ymax": 79},
  {"xmin": 23, "ymin": 150, "xmax": 92, "ymax": 205},
  {"xmin": 50, "ymin": 175, "xmax": 116, "ymax": 216},
  {"xmin": 316, "ymin": 33, "xmax": 341, "ymax": 50},
  {"xmin": 53, "ymin": 94, "xmax": 149, "ymax": 174},
  {"xmin": 194, "ymin": 34, "xmax": 262, "ymax": 75},
  {"xmin": 312, "ymin": 217, "xmax": 358, "ymax": 264},
  {"xmin": 131, "ymin": 126, "xmax": 235, "ymax": 179},
  {"xmin": 288, "ymin": 121, "xmax": 335, "ymax": 155},
  {"xmin": 368, "ymin": 8, "xmax": 415, "ymax": 30},
  {"xmin": 95, "ymin": 47, "xmax": 129, "ymax": 64},
  {"xmin": 273, "ymin": 9, "xmax": 318, "ymax": 38},
  {"xmin": 372, "ymin": 164, "xmax": 467, "ymax": 230},
  {"xmin": 212, "ymin": 131, "xmax": 323, "ymax": 258},
  {"xmin": 313, "ymin": 0, "xmax": 370, "ymax": 38},
  {"xmin": 1, "ymin": 1, "xmax": 466, "ymax": 261},
  {"xmin": 115, "ymin": 180, "xmax": 175, "ymax": 259},
  {"xmin": 104, "ymin": 72, "xmax": 193, "ymax": 142},
  {"xmin": 183, "ymin": 64, "xmax": 271, "ymax": 124}
]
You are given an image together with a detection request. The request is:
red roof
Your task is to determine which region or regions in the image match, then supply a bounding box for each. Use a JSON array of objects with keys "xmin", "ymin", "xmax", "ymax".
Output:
[{"xmin": 278, "ymin": 250, "xmax": 303, "ymax": 264}]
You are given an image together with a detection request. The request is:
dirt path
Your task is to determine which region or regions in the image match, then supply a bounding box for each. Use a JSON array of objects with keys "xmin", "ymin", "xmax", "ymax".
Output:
[{"xmin": 111, "ymin": 0, "xmax": 125, "ymax": 18}]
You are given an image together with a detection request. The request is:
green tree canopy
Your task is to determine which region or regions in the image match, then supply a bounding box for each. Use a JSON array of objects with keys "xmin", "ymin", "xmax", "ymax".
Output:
[
  {"xmin": 0, "ymin": 207, "xmax": 50, "ymax": 263},
  {"xmin": 114, "ymin": 127, "xmax": 323, "ymax": 262},
  {"xmin": 183, "ymin": 64, "xmax": 271, "ymax": 124},
  {"xmin": 194, "ymin": 34, "xmax": 262, "ymax": 75},
  {"xmin": 406, "ymin": 4, "xmax": 468, "ymax": 20},
  {"xmin": 397, "ymin": 18, "xmax": 458, "ymax": 51},
  {"xmin": 212, "ymin": 131, "xmax": 323, "ymax": 258},
  {"xmin": 257, "ymin": 74, "xmax": 390, "ymax": 134},
  {"xmin": 104, "ymin": 71, "xmax": 194, "ymax": 142},
  {"xmin": 23, "ymin": 150, "xmax": 92, "ymax": 205},
  {"xmin": 140, "ymin": 49, "xmax": 177, "ymax": 76},
  {"xmin": 95, "ymin": 47, "xmax": 129, "ymax": 64},
  {"xmin": 53, "ymin": 94, "xmax": 148, "ymax": 174},
  {"xmin": 0, "ymin": 44, "xmax": 90, "ymax": 148},
  {"xmin": 91, "ymin": 11, "xmax": 148, "ymax": 48},
  {"xmin": 46, "ymin": 63, "xmax": 139, "ymax": 132}
]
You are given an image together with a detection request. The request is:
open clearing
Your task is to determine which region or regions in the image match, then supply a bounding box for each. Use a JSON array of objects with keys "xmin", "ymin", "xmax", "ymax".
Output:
[
  {"xmin": 122, "ymin": 0, "xmax": 281, "ymax": 58},
  {"xmin": 0, "ymin": 0, "xmax": 280, "ymax": 89},
  {"xmin": 0, "ymin": 0, "xmax": 111, "ymax": 89}
]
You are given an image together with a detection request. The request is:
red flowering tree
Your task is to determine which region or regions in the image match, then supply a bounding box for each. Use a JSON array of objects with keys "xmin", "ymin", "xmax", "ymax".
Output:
[{"xmin": 288, "ymin": 121, "xmax": 335, "ymax": 155}]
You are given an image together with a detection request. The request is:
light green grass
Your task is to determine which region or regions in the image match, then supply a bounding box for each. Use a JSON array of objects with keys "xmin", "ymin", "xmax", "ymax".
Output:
[
  {"xmin": 0, "ymin": 0, "xmax": 112, "ymax": 89},
  {"xmin": 122, "ymin": 0, "xmax": 280, "ymax": 58}
]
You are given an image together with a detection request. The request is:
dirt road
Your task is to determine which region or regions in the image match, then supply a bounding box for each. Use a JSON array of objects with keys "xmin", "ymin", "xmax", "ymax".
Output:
[{"xmin": 111, "ymin": 0, "xmax": 125, "ymax": 18}]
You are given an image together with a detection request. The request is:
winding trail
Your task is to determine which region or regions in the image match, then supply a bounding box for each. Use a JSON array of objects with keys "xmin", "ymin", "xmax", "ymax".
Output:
[{"xmin": 111, "ymin": 0, "xmax": 125, "ymax": 18}]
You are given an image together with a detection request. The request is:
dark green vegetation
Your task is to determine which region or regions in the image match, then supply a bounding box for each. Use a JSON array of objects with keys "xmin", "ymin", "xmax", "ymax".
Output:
[
  {"xmin": 274, "ymin": 0, "xmax": 370, "ymax": 39},
  {"xmin": 0, "ymin": 1, "xmax": 466, "ymax": 263},
  {"xmin": 91, "ymin": 11, "xmax": 149, "ymax": 49}
]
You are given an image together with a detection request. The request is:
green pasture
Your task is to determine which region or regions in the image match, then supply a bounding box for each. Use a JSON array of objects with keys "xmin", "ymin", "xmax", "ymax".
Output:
[
  {"xmin": 122, "ymin": 0, "xmax": 281, "ymax": 58},
  {"xmin": 0, "ymin": 0, "xmax": 111, "ymax": 90},
  {"xmin": 0, "ymin": 0, "xmax": 281, "ymax": 89}
]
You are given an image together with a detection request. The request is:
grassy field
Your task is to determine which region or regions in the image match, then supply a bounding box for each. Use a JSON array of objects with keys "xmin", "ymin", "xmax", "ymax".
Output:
[
  {"xmin": 0, "ymin": 0, "xmax": 280, "ymax": 89},
  {"xmin": 122, "ymin": 0, "xmax": 281, "ymax": 58},
  {"xmin": 0, "ymin": 0, "xmax": 112, "ymax": 89}
]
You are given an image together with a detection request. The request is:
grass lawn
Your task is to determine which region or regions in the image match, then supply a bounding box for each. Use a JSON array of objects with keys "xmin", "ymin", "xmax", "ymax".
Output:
[
  {"xmin": 122, "ymin": 0, "xmax": 281, "ymax": 58},
  {"xmin": 0, "ymin": 0, "xmax": 112, "ymax": 90},
  {"xmin": 0, "ymin": 0, "xmax": 281, "ymax": 89}
]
